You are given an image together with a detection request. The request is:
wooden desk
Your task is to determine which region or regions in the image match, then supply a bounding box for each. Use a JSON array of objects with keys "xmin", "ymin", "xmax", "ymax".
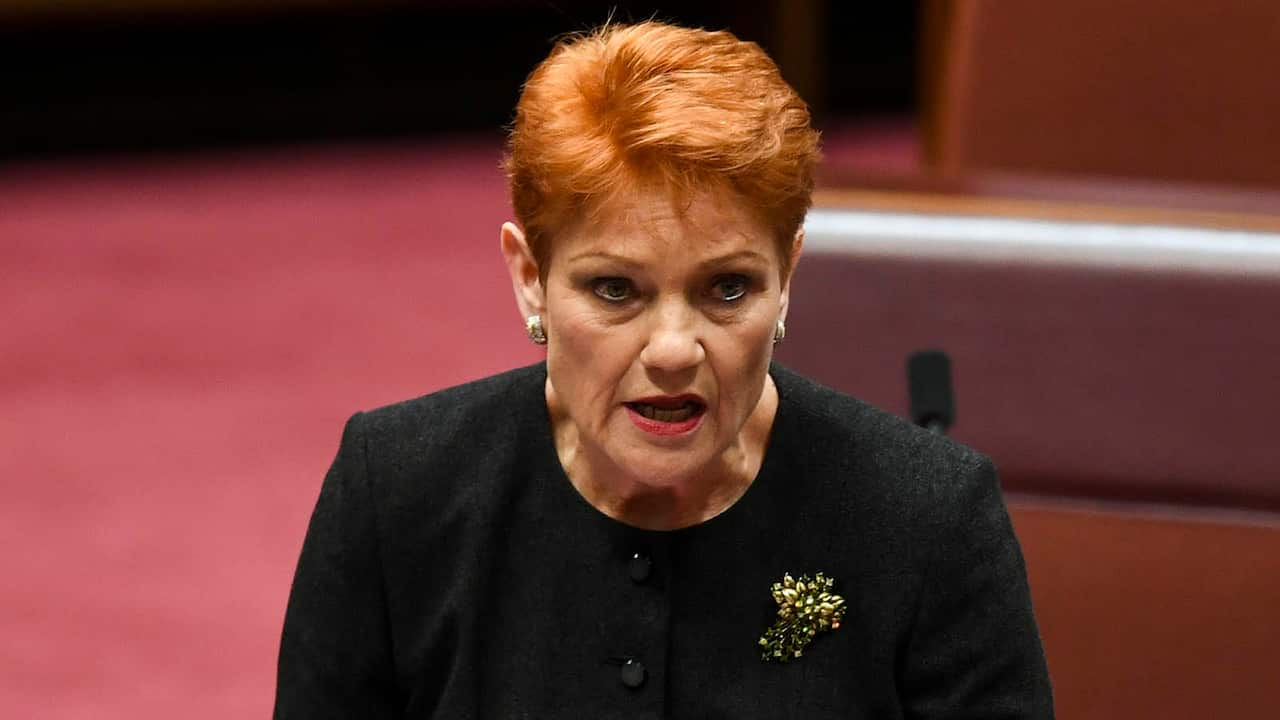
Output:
[
  {"xmin": 1009, "ymin": 496, "xmax": 1280, "ymax": 720},
  {"xmin": 814, "ymin": 184, "xmax": 1280, "ymax": 233}
]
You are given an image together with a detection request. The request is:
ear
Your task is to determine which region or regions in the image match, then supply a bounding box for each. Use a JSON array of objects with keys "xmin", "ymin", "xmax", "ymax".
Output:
[
  {"xmin": 778, "ymin": 228, "xmax": 804, "ymax": 321},
  {"xmin": 500, "ymin": 221, "xmax": 546, "ymax": 321}
]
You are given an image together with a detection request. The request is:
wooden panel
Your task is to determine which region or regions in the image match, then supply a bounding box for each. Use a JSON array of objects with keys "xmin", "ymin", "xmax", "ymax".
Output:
[
  {"xmin": 813, "ymin": 186, "xmax": 1280, "ymax": 234},
  {"xmin": 1008, "ymin": 497, "xmax": 1280, "ymax": 719}
]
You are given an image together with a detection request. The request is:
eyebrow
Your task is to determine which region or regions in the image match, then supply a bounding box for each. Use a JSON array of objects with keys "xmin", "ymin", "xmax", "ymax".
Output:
[
  {"xmin": 695, "ymin": 250, "xmax": 771, "ymax": 270},
  {"xmin": 566, "ymin": 251, "xmax": 644, "ymax": 268},
  {"xmin": 566, "ymin": 249, "xmax": 771, "ymax": 270}
]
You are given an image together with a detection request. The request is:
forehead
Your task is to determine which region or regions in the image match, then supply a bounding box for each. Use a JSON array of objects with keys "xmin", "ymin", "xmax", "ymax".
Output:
[{"xmin": 556, "ymin": 188, "xmax": 776, "ymax": 263}]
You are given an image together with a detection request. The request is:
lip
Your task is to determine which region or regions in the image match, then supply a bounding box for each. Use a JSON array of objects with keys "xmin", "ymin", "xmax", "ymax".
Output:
[
  {"xmin": 625, "ymin": 405, "xmax": 705, "ymax": 436},
  {"xmin": 624, "ymin": 394, "xmax": 707, "ymax": 437},
  {"xmin": 630, "ymin": 393, "xmax": 706, "ymax": 408}
]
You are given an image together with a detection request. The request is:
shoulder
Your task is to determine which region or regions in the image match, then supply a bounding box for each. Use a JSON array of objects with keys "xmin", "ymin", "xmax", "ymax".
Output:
[
  {"xmin": 771, "ymin": 363, "xmax": 987, "ymax": 473},
  {"xmin": 343, "ymin": 363, "xmax": 547, "ymax": 485},
  {"xmin": 770, "ymin": 364, "xmax": 995, "ymax": 519},
  {"xmin": 358, "ymin": 363, "xmax": 544, "ymax": 439}
]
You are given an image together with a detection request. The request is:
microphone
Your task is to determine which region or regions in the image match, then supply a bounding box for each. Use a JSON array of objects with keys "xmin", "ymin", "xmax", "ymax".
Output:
[{"xmin": 907, "ymin": 350, "xmax": 954, "ymax": 435}]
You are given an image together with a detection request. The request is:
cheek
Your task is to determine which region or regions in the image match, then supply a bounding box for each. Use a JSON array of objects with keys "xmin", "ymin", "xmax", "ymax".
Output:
[
  {"xmin": 708, "ymin": 315, "xmax": 776, "ymax": 414},
  {"xmin": 726, "ymin": 306, "xmax": 780, "ymax": 358},
  {"xmin": 546, "ymin": 303, "xmax": 639, "ymax": 410}
]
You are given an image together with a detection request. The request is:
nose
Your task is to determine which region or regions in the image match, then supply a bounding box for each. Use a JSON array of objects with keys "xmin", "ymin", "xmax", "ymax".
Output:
[{"xmin": 638, "ymin": 299, "xmax": 705, "ymax": 373}]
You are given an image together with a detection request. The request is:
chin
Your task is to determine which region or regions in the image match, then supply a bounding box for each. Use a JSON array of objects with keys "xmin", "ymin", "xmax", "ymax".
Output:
[
  {"xmin": 600, "ymin": 414, "xmax": 718, "ymax": 482},
  {"xmin": 611, "ymin": 446, "xmax": 709, "ymax": 489}
]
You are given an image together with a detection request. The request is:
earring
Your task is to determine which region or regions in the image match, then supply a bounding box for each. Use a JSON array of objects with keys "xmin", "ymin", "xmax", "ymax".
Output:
[
  {"xmin": 773, "ymin": 318, "xmax": 786, "ymax": 345},
  {"xmin": 526, "ymin": 314, "xmax": 547, "ymax": 345}
]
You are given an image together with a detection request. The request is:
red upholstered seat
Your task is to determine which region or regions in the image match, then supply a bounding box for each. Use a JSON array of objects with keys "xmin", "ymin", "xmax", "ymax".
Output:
[
  {"xmin": 923, "ymin": 0, "xmax": 1280, "ymax": 188},
  {"xmin": 785, "ymin": 197, "xmax": 1280, "ymax": 512}
]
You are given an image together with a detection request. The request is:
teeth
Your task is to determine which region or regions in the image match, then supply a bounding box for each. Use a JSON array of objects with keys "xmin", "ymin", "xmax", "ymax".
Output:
[{"xmin": 635, "ymin": 403, "xmax": 697, "ymax": 422}]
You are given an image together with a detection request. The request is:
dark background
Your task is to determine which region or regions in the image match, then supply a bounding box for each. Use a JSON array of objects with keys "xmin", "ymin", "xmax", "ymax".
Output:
[{"xmin": 0, "ymin": 1, "xmax": 918, "ymax": 163}]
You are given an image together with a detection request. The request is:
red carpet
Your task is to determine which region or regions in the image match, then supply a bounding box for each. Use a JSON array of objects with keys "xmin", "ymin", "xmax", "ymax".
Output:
[{"xmin": 0, "ymin": 138, "xmax": 543, "ymax": 718}]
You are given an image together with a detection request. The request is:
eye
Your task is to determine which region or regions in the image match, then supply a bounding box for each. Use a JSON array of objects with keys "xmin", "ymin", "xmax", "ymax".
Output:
[
  {"xmin": 710, "ymin": 274, "xmax": 751, "ymax": 302},
  {"xmin": 592, "ymin": 277, "xmax": 634, "ymax": 303}
]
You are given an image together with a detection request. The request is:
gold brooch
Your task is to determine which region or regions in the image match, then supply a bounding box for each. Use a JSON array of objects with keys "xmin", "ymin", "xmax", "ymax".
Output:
[{"xmin": 758, "ymin": 572, "xmax": 846, "ymax": 662}]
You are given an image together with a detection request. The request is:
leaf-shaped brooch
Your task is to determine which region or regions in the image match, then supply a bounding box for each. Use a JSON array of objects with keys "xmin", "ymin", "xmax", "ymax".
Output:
[{"xmin": 758, "ymin": 572, "xmax": 846, "ymax": 662}]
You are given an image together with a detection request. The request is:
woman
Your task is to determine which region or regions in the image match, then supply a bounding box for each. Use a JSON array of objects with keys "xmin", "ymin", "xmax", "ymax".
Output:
[{"xmin": 275, "ymin": 21, "xmax": 1053, "ymax": 718}]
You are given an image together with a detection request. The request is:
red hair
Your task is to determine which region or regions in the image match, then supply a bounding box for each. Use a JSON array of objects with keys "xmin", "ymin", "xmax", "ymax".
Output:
[{"xmin": 505, "ymin": 21, "xmax": 820, "ymax": 272}]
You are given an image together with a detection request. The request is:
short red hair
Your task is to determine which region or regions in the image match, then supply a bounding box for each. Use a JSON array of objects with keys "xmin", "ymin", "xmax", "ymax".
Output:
[{"xmin": 505, "ymin": 21, "xmax": 820, "ymax": 272}]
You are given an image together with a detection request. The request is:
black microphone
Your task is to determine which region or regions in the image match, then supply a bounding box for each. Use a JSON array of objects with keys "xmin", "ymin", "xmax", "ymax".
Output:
[{"xmin": 907, "ymin": 350, "xmax": 954, "ymax": 435}]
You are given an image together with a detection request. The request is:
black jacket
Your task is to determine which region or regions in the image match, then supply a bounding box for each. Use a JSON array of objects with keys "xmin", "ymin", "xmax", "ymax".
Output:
[{"xmin": 275, "ymin": 363, "xmax": 1053, "ymax": 718}]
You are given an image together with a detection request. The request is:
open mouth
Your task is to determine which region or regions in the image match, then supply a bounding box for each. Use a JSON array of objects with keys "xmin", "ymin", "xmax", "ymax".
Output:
[{"xmin": 625, "ymin": 399, "xmax": 705, "ymax": 424}]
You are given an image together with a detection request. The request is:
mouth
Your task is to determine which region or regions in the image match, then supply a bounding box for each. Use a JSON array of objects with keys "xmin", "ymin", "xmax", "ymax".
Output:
[{"xmin": 624, "ymin": 395, "xmax": 707, "ymax": 435}]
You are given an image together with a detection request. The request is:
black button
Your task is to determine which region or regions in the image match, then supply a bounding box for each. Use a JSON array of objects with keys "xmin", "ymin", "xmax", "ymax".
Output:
[
  {"xmin": 619, "ymin": 658, "xmax": 646, "ymax": 689},
  {"xmin": 629, "ymin": 553, "xmax": 652, "ymax": 583}
]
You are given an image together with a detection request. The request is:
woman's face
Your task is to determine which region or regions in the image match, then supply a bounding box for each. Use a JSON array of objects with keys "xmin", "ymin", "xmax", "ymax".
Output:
[{"xmin": 505, "ymin": 188, "xmax": 798, "ymax": 489}]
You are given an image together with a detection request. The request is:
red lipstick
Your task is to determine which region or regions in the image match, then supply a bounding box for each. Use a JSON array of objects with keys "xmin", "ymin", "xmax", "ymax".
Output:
[{"xmin": 624, "ymin": 394, "xmax": 706, "ymax": 436}]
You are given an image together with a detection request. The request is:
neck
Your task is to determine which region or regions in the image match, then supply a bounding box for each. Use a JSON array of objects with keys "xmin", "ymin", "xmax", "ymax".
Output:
[{"xmin": 548, "ymin": 375, "xmax": 778, "ymax": 531}]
